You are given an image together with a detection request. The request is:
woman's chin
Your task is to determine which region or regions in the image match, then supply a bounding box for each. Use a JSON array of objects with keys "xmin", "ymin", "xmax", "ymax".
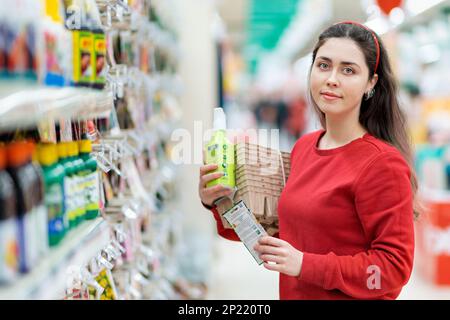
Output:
[{"xmin": 318, "ymin": 103, "xmax": 341, "ymax": 114}]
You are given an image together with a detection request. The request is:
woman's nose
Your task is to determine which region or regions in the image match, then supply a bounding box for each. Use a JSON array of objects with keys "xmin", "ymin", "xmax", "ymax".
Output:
[{"xmin": 326, "ymin": 70, "xmax": 339, "ymax": 87}]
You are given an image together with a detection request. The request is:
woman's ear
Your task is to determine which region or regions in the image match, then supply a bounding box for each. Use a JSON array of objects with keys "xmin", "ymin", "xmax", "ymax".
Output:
[{"xmin": 366, "ymin": 73, "xmax": 379, "ymax": 92}]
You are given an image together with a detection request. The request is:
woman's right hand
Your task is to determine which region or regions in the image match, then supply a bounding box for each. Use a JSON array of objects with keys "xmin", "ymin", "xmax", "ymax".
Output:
[{"xmin": 198, "ymin": 164, "xmax": 234, "ymax": 207}]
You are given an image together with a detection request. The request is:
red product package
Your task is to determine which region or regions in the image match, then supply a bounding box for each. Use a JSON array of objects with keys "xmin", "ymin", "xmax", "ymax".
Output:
[{"xmin": 416, "ymin": 197, "xmax": 450, "ymax": 285}]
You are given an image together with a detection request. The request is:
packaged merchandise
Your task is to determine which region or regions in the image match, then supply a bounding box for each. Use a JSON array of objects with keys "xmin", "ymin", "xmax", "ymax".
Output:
[
  {"xmin": 6, "ymin": 142, "xmax": 40, "ymax": 273},
  {"xmin": 0, "ymin": 0, "xmax": 41, "ymax": 80},
  {"xmin": 78, "ymin": 138, "xmax": 100, "ymax": 220},
  {"xmin": 0, "ymin": 146, "xmax": 19, "ymax": 283},
  {"xmin": 0, "ymin": 0, "xmax": 185, "ymax": 300},
  {"xmin": 37, "ymin": 143, "xmax": 66, "ymax": 246},
  {"xmin": 223, "ymin": 201, "xmax": 267, "ymax": 265},
  {"xmin": 72, "ymin": 28, "xmax": 94, "ymax": 86},
  {"xmin": 92, "ymin": 30, "xmax": 106, "ymax": 89},
  {"xmin": 58, "ymin": 142, "xmax": 75, "ymax": 230},
  {"xmin": 215, "ymin": 142, "xmax": 290, "ymax": 236},
  {"xmin": 416, "ymin": 194, "xmax": 450, "ymax": 285},
  {"xmin": 90, "ymin": 268, "xmax": 118, "ymax": 300},
  {"xmin": 41, "ymin": 0, "xmax": 71, "ymax": 86},
  {"xmin": 67, "ymin": 141, "xmax": 87, "ymax": 226},
  {"xmin": 205, "ymin": 108, "xmax": 235, "ymax": 188},
  {"xmin": 27, "ymin": 142, "xmax": 49, "ymax": 257}
]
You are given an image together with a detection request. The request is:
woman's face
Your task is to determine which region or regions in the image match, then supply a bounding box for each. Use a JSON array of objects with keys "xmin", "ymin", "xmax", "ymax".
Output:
[{"xmin": 310, "ymin": 38, "xmax": 377, "ymax": 117}]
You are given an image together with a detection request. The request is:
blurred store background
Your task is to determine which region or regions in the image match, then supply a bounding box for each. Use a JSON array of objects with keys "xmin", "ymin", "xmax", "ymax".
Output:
[
  {"xmin": 207, "ymin": 0, "xmax": 450, "ymax": 300},
  {"xmin": 0, "ymin": 0, "xmax": 449, "ymax": 300}
]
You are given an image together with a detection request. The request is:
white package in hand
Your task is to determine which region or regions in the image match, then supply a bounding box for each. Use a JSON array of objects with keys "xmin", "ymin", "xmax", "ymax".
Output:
[{"xmin": 223, "ymin": 200, "xmax": 267, "ymax": 265}]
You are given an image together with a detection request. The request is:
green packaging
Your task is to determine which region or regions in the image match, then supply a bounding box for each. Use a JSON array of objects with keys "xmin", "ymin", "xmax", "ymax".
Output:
[
  {"xmin": 37, "ymin": 144, "xmax": 66, "ymax": 247},
  {"xmin": 78, "ymin": 139, "xmax": 99, "ymax": 220},
  {"xmin": 205, "ymin": 108, "xmax": 235, "ymax": 188},
  {"xmin": 67, "ymin": 142, "xmax": 86, "ymax": 226},
  {"xmin": 57, "ymin": 142, "xmax": 76, "ymax": 231}
]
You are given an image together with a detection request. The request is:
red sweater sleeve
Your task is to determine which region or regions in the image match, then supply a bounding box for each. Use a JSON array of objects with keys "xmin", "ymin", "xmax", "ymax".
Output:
[
  {"xmin": 201, "ymin": 202, "xmax": 240, "ymax": 241},
  {"xmin": 202, "ymin": 202, "xmax": 279, "ymax": 241},
  {"xmin": 298, "ymin": 152, "xmax": 414, "ymax": 299}
]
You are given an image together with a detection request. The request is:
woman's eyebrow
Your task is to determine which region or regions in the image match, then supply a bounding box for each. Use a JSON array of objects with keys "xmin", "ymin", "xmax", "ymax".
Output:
[
  {"xmin": 317, "ymin": 56, "xmax": 360, "ymax": 68},
  {"xmin": 341, "ymin": 61, "xmax": 360, "ymax": 68},
  {"xmin": 317, "ymin": 56, "xmax": 332, "ymax": 62}
]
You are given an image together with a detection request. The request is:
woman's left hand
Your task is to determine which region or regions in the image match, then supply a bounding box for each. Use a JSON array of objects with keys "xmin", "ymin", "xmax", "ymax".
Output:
[{"xmin": 254, "ymin": 236, "xmax": 304, "ymax": 277}]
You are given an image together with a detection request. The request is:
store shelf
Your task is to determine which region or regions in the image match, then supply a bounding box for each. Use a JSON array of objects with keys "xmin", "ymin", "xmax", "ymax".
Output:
[
  {"xmin": 0, "ymin": 86, "xmax": 114, "ymax": 132},
  {"xmin": 0, "ymin": 218, "xmax": 110, "ymax": 300}
]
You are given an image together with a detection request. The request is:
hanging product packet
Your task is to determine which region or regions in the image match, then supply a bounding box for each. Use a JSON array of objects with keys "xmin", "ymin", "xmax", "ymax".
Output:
[
  {"xmin": 222, "ymin": 200, "xmax": 267, "ymax": 265},
  {"xmin": 92, "ymin": 29, "xmax": 106, "ymax": 89},
  {"xmin": 93, "ymin": 268, "xmax": 118, "ymax": 300}
]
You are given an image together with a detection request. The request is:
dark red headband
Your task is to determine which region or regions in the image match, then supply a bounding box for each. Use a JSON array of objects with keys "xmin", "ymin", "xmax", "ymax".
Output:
[{"xmin": 334, "ymin": 21, "xmax": 380, "ymax": 74}]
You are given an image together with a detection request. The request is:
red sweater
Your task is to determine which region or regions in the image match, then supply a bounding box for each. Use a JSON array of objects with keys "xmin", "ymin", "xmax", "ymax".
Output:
[{"xmin": 206, "ymin": 129, "xmax": 415, "ymax": 300}]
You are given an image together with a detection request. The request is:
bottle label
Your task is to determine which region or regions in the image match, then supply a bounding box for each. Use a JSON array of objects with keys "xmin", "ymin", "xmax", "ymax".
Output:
[
  {"xmin": 94, "ymin": 35, "xmax": 106, "ymax": 85},
  {"xmin": 205, "ymin": 139, "xmax": 235, "ymax": 188},
  {"xmin": 46, "ymin": 183, "xmax": 64, "ymax": 219},
  {"xmin": 85, "ymin": 171, "xmax": 100, "ymax": 211},
  {"xmin": 73, "ymin": 31, "xmax": 94, "ymax": 84},
  {"xmin": 0, "ymin": 218, "xmax": 19, "ymax": 282},
  {"xmin": 46, "ymin": 182, "xmax": 64, "ymax": 239},
  {"xmin": 74, "ymin": 174, "xmax": 86, "ymax": 220},
  {"xmin": 64, "ymin": 176, "xmax": 76, "ymax": 225}
]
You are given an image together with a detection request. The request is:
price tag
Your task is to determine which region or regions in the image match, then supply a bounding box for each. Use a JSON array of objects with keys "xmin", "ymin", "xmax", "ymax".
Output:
[
  {"xmin": 38, "ymin": 118, "xmax": 57, "ymax": 143},
  {"xmin": 59, "ymin": 118, "xmax": 73, "ymax": 142}
]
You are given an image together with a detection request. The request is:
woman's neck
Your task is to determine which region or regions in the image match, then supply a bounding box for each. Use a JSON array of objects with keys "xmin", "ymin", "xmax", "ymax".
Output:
[{"xmin": 320, "ymin": 114, "xmax": 367, "ymax": 149}]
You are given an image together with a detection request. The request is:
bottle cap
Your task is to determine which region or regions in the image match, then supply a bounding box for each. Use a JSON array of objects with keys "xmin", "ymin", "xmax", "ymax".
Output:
[
  {"xmin": 213, "ymin": 108, "xmax": 227, "ymax": 130},
  {"xmin": 37, "ymin": 144, "xmax": 58, "ymax": 166},
  {"xmin": 68, "ymin": 142, "xmax": 79, "ymax": 157},
  {"xmin": 0, "ymin": 145, "xmax": 6, "ymax": 170},
  {"xmin": 57, "ymin": 142, "xmax": 68, "ymax": 159},
  {"xmin": 79, "ymin": 139, "xmax": 92, "ymax": 154},
  {"xmin": 6, "ymin": 141, "xmax": 32, "ymax": 168},
  {"xmin": 25, "ymin": 141, "xmax": 39, "ymax": 163},
  {"xmin": 44, "ymin": 0, "xmax": 63, "ymax": 23}
]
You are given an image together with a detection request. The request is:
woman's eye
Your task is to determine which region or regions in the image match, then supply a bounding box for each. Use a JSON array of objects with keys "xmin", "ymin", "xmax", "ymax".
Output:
[
  {"xmin": 318, "ymin": 63, "xmax": 329, "ymax": 70},
  {"xmin": 343, "ymin": 67, "xmax": 354, "ymax": 74}
]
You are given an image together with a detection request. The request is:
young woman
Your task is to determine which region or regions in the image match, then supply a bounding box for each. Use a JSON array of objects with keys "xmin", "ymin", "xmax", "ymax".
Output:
[{"xmin": 198, "ymin": 21, "xmax": 418, "ymax": 300}]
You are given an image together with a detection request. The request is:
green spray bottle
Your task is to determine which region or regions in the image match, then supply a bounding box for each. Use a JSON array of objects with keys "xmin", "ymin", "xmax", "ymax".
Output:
[
  {"xmin": 67, "ymin": 142, "xmax": 86, "ymax": 227},
  {"xmin": 57, "ymin": 142, "xmax": 76, "ymax": 231},
  {"xmin": 205, "ymin": 108, "xmax": 235, "ymax": 188},
  {"xmin": 37, "ymin": 144, "xmax": 66, "ymax": 246},
  {"xmin": 78, "ymin": 138, "xmax": 99, "ymax": 220}
]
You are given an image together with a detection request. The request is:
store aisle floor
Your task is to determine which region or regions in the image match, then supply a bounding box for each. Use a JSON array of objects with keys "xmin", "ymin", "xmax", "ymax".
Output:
[
  {"xmin": 207, "ymin": 237, "xmax": 279, "ymax": 299},
  {"xmin": 207, "ymin": 236, "xmax": 450, "ymax": 300},
  {"xmin": 399, "ymin": 267, "xmax": 450, "ymax": 300}
]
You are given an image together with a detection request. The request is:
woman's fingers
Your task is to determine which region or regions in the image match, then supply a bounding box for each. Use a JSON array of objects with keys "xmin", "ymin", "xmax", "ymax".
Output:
[
  {"xmin": 263, "ymin": 262, "xmax": 282, "ymax": 272},
  {"xmin": 260, "ymin": 254, "xmax": 284, "ymax": 264},
  {"xmin": 253, "ymin": 244, "xmax": 284, "ymax": 256},
  {"xmin": 258, "ymin": 236, "xmax": 285, "ymax": 247},
  {"xmin": 200, "ymin": 164, "xmax": 218, "ymax": 177},
  {"xmin": 199, "ymin": 184, "xmax": 233, "ymax": 205},
  {"xmin": 200, "ymin": 172, "xmax": 224, "ymax": 186},
  {"xmin": 203, "ymin": 184, "xmax": 232, "ymax": 195},
  {"xmin": 213, "ymin": 188, "xmax": 234, "ymax": 199}
]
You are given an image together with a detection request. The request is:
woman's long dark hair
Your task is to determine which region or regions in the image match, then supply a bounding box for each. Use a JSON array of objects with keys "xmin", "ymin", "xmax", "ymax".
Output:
[{"xmin": 308, "ymin": 23, "xmax": 421, "ymax": 218}]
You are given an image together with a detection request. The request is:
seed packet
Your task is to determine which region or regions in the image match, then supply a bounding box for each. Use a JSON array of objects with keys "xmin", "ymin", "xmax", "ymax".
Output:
[{"xmin": 93, "ymin": 268, "xmax": 118, "ymax": 300}]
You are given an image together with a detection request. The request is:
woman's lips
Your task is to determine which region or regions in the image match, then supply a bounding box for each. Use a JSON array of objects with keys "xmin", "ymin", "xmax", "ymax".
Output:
[{"xmin": 320, "ymin": 92, "xmax": 342, "ymax": 101}]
